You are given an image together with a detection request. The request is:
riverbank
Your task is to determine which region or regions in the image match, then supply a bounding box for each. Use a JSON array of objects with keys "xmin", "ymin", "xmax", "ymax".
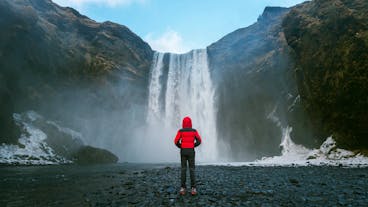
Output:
[{"xmin": 1, "ymin": 164, "xmax": 367, "ymax": 206}]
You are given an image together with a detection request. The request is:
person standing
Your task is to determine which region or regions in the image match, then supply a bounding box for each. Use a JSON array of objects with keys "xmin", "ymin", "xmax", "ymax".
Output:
[{"xmin": 174, "ymin": 116, "xmax": 202, "ymax": 195}]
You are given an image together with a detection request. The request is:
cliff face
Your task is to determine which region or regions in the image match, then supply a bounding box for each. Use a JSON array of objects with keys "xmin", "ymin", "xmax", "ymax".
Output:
[
  {"xmin": 0, "ymin": 0, "xmax": 153, "ymax": 140},
  {"xmin": 207, "ymin": 7, "xmax": 319, "ymax": 160},
  {"xmin": 208, "ymin": 1, "xmax": 368, "ymax": 160},
  {"xmin": 0, "ymin": 0, "xmax": 153, "ymax": 162},
  {"xmin": 283, "ymin": 0, "xmax": 368, "ymax": 149}
]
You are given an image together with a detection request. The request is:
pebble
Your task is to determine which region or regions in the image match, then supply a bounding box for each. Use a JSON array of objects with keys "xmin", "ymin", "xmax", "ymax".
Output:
[{"xmin": 1, "ymin": 165, "xmax": 368, "ymax": 206}]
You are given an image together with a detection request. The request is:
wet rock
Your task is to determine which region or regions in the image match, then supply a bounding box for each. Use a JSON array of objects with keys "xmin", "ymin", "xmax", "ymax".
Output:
[
  {"xmin": 289, "ymin": 178, "xmax": 299, "ymax": 185},
  {"xmin": 307, "ymin": 155, "xmax": 317, "ymax": 160},
  {"xmin": 166, "ymin": 186, "xmax": 175, "ymax": 194},
  {"xmin": 124, "ymin": 181, "xmax": 133, "ymax": 186},
  {"xmin": 128, "ymin": 198, "xmax": 140, "ymax": 205},
  {"xmin": 72, "ymin": 146, "xmax": 118, "ymax": 164}
]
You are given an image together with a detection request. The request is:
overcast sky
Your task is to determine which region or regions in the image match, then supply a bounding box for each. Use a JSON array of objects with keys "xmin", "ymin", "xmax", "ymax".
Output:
[{"xmin": 52, "ymin": 0, "xmax": 306, "ymax": 53}]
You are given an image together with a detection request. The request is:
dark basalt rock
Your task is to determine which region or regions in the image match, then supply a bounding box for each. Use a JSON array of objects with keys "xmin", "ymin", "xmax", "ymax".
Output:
[
  {"xmin": 283, "ymin": 0, "xmax": 368, "ymax": 150},
  {"xmin": 72, "ymin": 146, "xmax": 118, "ymax": 164}
]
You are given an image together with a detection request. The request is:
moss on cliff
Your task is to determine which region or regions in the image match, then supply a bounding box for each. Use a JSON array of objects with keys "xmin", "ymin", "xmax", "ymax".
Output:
[{"xmin": 283, "ymin": 0, "xmax": 368, "ymax": 149}]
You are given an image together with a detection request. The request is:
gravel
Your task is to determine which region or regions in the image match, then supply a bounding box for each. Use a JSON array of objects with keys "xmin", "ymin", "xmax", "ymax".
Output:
[{"xmin": 1, "ymin": 164, "xmax": 367, "ymax": 206}]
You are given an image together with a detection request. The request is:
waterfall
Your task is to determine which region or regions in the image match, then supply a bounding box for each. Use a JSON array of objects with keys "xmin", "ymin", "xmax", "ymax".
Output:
[
  {"xmin": 147, "ymin": 52, "xmax": 165, "ymax": 123},
  {"xmin": 146, "ymin": 49, "xmax": 218, "ymax": 162}
]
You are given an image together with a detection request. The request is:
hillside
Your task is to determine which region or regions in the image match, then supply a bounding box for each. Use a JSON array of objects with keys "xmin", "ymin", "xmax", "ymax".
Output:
[{"xmin": 0, "ymin": 0, "xmax": 153, "ymax": 163}]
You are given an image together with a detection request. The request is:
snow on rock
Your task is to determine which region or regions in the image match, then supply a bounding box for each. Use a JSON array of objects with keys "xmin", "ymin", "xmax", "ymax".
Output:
[
  {"xmin": 0, "ymin": 111, "xmax": 71, "ymax": 165},
  {"xmin": 252, "ymin": 127, "xmax": 368, "ymax": 167},
  {"xmin": 204, "ymin": 127, "xmax": 368, "ymax": 167}
]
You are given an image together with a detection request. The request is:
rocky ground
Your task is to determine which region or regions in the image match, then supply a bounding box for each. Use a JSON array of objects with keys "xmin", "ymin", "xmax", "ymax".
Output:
[{"xmin": 1, "ymin": 164, "xmax": 367, "ymax": 206}]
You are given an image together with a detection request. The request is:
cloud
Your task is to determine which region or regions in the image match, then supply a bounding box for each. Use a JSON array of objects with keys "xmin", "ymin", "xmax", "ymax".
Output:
[
  {"xmin": 144, "ymin": 29, "xmax": 191, "ymax": 54},
  {"xmin": 53, "ymin": 0, "xmax": 146, "ymax": 7}
]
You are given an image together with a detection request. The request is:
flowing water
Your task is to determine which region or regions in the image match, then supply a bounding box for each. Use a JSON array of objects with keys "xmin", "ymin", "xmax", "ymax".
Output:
[{"xmin": 146, "ymin": 49, "xmax": 218, "ymax": 162}]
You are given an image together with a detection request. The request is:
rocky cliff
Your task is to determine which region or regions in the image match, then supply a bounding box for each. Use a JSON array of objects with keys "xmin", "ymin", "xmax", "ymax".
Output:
[
  {"xmin": 208, "ymin": 7, "xmax": 319, "ymax": 160},
  {"xmin": 0, "ymin": 0, "xmax": 153, "ymax": 163},
  {"xmin": 283, "ymin": 0, "xmax": 368, "ymax": 150},
  {"xmin": 207, "ymin": 0, "xmax": 368, "ymax": 160}
]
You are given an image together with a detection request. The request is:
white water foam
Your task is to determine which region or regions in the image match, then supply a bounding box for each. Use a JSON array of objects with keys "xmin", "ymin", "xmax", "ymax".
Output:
[
  {"xmin": 0, "ymin": 111, "xmax": 71, "ymax": 165},
  {"xmin": 203, "ymin": 127, "xmax": 368, "ymax": 167},
  {"xmin": 143, "ymin": 49, "xmax": 218, "ymax": 162}
]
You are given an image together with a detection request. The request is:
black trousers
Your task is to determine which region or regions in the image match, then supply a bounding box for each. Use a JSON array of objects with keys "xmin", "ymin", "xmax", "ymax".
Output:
[{"xmin": 180, "ymin": 148, "xmax": 196, "ymax": 188}]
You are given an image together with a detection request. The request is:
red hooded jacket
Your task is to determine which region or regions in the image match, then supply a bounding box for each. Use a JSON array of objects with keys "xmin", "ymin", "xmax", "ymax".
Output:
[{"xmin": 174, "ymin": 117, "xmax": 202, "ymax": 149}]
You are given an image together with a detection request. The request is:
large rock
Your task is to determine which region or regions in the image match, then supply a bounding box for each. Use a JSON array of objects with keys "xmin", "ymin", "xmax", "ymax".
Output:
[
  {"xmin": 72, "ymin": 146, "xmax": 118, "ymax": 164},
  {"xmin": 283, "ymin": 0, "xmax": 368, "ymax": 149}
]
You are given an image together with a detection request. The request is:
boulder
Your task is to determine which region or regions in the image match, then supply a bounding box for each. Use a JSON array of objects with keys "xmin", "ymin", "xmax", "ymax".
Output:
[{"xmin": 72, "ymin": 146, "xmax": 118, "ymax": 164}]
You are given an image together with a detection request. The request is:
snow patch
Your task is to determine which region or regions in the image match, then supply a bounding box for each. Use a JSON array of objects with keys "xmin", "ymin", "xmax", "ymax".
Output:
[
  {"xmin": 0, "ymin": 111, "xmax": 71, "ymax": 165},
  {"xmin": 46, "ymin": 120, "xmax": 83, "ymax": 141},
  {"xmin": 202, "ymin": 127, "xmax": 368, "ymax": 167},
  {"xmin": 253, "ymin": 128, "xmax": 368, "ymax": 167}
]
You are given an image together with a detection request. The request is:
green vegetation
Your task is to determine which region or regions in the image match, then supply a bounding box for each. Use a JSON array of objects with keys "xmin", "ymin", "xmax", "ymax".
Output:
[{"xmin": 283, "ymin": 0, "xmax": 368, "ymax": 149}]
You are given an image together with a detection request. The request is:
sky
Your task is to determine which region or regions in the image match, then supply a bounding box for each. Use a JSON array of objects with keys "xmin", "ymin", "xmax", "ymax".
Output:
[{"xmin": 52, "ymin": 0, "xmax": 306, "ymax": 53}]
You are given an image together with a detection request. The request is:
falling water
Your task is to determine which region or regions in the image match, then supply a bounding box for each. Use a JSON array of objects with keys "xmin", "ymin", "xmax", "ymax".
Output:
[
  {"xmin": 147, "ymin": 52, "xmax": 165, "ymax": 123},
  {"xmin": 146, "ymin": 49, "xmax": 218, "ymax": 162}
]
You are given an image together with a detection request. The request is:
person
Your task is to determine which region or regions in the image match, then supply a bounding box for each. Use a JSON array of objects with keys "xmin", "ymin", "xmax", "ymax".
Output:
[{"xmin": 174, "ymin": 116, "xmax": 202, "ymax": 196}]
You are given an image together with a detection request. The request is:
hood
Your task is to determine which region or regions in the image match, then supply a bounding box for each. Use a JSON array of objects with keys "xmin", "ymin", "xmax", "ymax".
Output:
[{"xmin": 182, "ymin": 116, "xmax": 192, "ymax": 128}]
